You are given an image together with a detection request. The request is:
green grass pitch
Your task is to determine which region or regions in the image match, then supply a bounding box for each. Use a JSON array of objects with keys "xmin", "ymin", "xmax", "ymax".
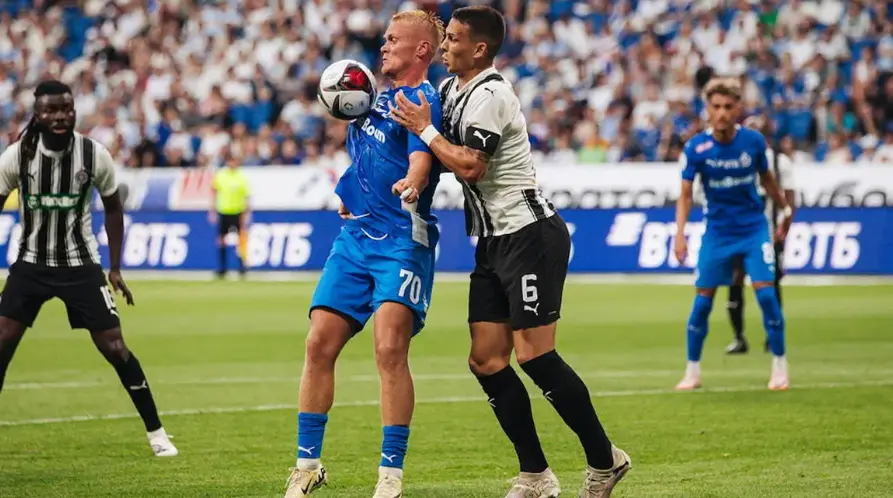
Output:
[{"xmin": 0, "ymin": 279, "xmax": 891, "ymax": 497}]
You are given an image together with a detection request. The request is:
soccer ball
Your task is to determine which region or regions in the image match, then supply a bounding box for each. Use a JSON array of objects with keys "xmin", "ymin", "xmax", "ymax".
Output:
[{"xmin": 317, "ymin": 60, "xmax": 377, "ymax": 120}]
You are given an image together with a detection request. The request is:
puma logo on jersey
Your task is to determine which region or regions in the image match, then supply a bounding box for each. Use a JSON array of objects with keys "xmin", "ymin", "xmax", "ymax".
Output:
[
  {"xmin": 524, "ymin": 303, "xmax": 540, "ymax": 315},
  {"xmin": 473, "ymin": 130, "xmax": 491, "ymax": 147}
]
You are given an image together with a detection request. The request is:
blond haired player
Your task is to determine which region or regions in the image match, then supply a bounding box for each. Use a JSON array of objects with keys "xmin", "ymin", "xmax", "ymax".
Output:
[{"xmin": 284, "ymin": 10, "xmax": 445, "ymax": 498}]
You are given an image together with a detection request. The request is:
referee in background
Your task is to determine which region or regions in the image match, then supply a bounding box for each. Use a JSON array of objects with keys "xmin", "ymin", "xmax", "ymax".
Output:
[{"xmin": 209, "ymin": 150, "xmax": 250, "ymax": 279}]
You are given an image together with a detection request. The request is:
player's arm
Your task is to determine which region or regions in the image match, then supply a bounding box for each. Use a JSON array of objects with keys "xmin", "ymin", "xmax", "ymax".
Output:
[
  {"xmin": 0, "ymin": 145, "xmax": 21, "ymax": 210},
  {"xmin": 778, "ymin": 153, "xmax": 797, "ymax": 219},
  {"xmin": 209, "ymin": 172, "xmax": 219, "ymax": 224},
  {"xmin": 757, "ymin": 148, "xmax": 793, "ymax": 237},
  {"xmin": 392, "ymin": 151, "xmax": 433, "ymax": 202},
  {"xmin": 675, "ymin": 150, "xmax": 697, "ymax": 263},
  {"xmin": 95, "ymin": 145, "xmax": 134, "ymax": 305},
  {"xmin": 391, "ymin": 89, "xmax": 500, "ymax": 184}
]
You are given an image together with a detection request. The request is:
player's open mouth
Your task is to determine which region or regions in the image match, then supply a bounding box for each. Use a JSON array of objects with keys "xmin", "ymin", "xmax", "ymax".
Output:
[{"xmin": 51, "ymin": 125, "xmax": 69, "ymax": 134}]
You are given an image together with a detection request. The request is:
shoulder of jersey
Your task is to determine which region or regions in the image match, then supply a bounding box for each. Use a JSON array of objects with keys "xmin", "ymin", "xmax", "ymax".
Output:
[
  {"xmin": 419, "ymin": 80, "xmax": 441, "ymax": 102},
  {"xmin": 438, "ymin": 76, "xmax": 456, "ymax": 92},
  {"xmin": 739, "ymin": 126, "xmax": 767, "ymax": 144},
  {"xmin": 685, "ymin": 131, "xmax": 713, "ymax": 156}
]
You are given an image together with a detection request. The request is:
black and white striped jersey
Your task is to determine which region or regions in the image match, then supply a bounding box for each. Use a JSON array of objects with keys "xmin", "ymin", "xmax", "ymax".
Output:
[
  {"xmin": 439, "ymin": 67, "xmax": 555, "ymax": 238},
  {"xmin": 0, "ymin": 133, "xmax": 117, "ymax": 267},
  {"xmin": 759, "ymin": 148, "xmax": 796, "ymax": 229}
]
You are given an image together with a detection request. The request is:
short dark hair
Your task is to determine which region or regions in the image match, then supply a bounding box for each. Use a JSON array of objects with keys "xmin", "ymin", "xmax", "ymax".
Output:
[
  {"xmin": 452, "ymin": 5, "xmax": 506, "ymax": 61},
  {"xmin": 34, "ymin": 80, "xmax": 73, "ymax": 99}
]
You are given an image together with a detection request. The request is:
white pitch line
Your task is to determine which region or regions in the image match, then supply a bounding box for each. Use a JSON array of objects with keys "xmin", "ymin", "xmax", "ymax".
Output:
[
  {"xmin": 7, "ymin": 369, "xmax": 893, "ymax": 391},
  {"xmin": 1, "ymin": 380, "xmax": 891, "ymax": 427}
]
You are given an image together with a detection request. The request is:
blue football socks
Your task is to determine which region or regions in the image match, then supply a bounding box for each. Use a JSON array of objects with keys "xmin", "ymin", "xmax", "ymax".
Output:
[
  {"xmin": 686, "ymin": 294, "xmax": 715, "ymax": 362},
  {"xmin": 755, "ymin": 286, "xmax": 786, "ymax": 357},
  {"xmin": 296, "ymin": 412, "xmax": 328, "ymax": 465},
  {"xmin": 380, "ymin": 425, "xmax": 410, "ymax": 474}
]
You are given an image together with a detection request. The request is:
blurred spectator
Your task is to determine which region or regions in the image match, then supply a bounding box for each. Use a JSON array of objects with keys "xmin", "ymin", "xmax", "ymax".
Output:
[{"xmin": 0, "ymin": 0, "xmax": 890, "ymax": 168}]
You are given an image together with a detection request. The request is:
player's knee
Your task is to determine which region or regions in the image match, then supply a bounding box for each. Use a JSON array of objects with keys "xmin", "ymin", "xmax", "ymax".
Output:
[
  {"xmin": 468, "ymin": 352, "xmax": 510, "ymax": 376},
  {"xmin": 0, "ymin": 318, "xmax": 25, "ymax": 343},
  {"xmin": 304, "ymin": 332, "xmax": 342, "ymax": 366},
  {"xmin": 92, "ymin": 328, "xmax": 129, "ymax": 364},
  {"xmin": 374, "ymin": 338, "xmax": 409, "ymax": 372}
]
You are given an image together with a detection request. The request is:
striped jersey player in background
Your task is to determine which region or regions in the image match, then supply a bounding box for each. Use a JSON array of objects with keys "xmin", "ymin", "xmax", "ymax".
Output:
[
  {"xmin": 391, "ymin": 6, "xmax": 630, "ymax": 498},
  {"xmin": 725, "ymin": 115, "xmax": 797, "ymax": 355},
  {"xmin": 674, "ymin": 78, "xmax": 793, "ymax": 392},
  {"xmin": 0, "ymin": 80, "xmax": 177, "ymax": 457}
]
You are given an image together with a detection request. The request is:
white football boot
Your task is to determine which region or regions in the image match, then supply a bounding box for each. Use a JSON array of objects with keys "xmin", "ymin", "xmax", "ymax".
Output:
[
  {"xmin": 505, "ymin": 468, "xmax": 561, "ymax": 498},
  {"xmin": 578, "ymin": 446, "xmax": 632, "ymax": 498},
  {"xmin": 372, "ymin": 474, "xmax": 403, "ymax": 498},
  {"xmin": 675, "ymin": 361, "xmax": 702, "ymax": 390},
  {"xmin": 284, "ymin": 465, "xmax": 328, "ymax": 497},
  {"xmin": 147, "ymin": 428, "xmax": 178, "ymax": 457},
  {"xmin": 768, "ymin": 356, "xmax": 789, "ymax": 391}
]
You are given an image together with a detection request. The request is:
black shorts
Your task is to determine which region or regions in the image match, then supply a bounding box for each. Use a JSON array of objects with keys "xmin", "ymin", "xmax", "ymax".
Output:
[
  {"xmin": 218, "ymin": 213, "xmax": 242, "ymax": 237},
  {"xmin": 468, "ymin": 215, "xmax": 570, "ymax": 330},
  {"xmin": 0, "ymin": 262, "xmax": 121, "ymax": 331}
]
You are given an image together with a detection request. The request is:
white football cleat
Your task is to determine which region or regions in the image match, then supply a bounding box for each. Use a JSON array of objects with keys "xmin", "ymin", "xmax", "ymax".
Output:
[
  {"xmin": 578, "ymin": 446, "xmax": 632, "ymax": 498},
  {"xmin": 768, "ymin": 356, "xmax": 789, "ymax": 391},
  {"xmin": 284, "ymin": 465, "xmax": 328, "ymax": 497},
  {"xmin": 675, "ymin": 361, "xmax": 702, "ymax": 391},
  {"xmin": 372, "ymin": 474, "xmax": 403, "ymax": 498},
  {"xmin": 505, "ymin": 468, "xmax": 561, "ymax": 498},
  {"xmin": 147, "ymin": 428, "xmax": 178, "ymax": 457}
]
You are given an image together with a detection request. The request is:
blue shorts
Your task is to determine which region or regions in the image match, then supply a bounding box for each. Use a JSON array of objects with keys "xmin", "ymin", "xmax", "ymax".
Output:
[
  {"xmin": 310, "ymin": 224, "xmax": 435, "ymax": 335},
  {"xmin": 695, "ymin": 228, "xmax": 776, "ymax": 289}
]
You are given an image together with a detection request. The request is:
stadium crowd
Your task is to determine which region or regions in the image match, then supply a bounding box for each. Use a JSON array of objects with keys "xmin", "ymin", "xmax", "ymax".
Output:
[{"xmin": 1, "ymin": 0, "xmax": 892, "ymax": 168}]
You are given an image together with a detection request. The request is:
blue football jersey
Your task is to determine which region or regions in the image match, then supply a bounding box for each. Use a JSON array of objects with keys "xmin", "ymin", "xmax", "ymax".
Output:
[
  {"xmin": 335, "ymin": 81, "xmax": 443, "ymax": 248},
  {"xmin": 681, "ymin": 125, "xmax": 769, "ymax": 236}
]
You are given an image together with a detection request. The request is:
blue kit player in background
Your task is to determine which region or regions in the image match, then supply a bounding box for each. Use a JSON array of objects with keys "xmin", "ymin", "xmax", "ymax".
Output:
[
  {"xmin": 284, "ymin": 10, "xmax": 445, "ymax": 498},
  {"xmin": 674, "ymin": 78, "xmax": 794, "ymax": 392}
]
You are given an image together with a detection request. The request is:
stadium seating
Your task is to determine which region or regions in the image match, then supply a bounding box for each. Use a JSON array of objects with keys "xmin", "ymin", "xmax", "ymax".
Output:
[{"xmin": 0, "ymin": 0, "xmax": 891, "ymax": 166}]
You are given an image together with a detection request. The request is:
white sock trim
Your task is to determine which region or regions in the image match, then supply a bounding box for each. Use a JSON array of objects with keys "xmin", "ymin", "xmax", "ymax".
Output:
[
  {"xmin": 297, "ymin": 458, "xmax": 321, "ymax": 470},
  {"xmin": 379, "ymin": 466, "xmax": 403, "ymax": 479}
]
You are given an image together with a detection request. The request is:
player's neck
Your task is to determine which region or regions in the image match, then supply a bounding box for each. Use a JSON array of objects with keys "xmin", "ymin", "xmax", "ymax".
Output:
[
  {"xmin": 711, "ymin": 127, "xmax": 737, "ymax": 144},
  {"xmin": 392, "ymin": 65, "xmax": 427, "ymax": 89},
  {"xmin": 39, "ymin": 132, "xmax": 73, "ymax": 153},
  {"xmin": 457, "ymin": 64, "xmax": 493, "ymax": 89}
]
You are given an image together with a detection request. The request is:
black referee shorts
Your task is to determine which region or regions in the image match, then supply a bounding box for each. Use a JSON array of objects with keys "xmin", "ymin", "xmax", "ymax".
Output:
[
  {"xmin": 0, "ymin": 262, "xmax": 120, "ymax": 331},
  {"xmin": 468, "ymin": 215, "xmax": 571, "ymax": 331},
  {"xmin": 218, "ymin": 213, "xmax": 243, "ymax": 237}
]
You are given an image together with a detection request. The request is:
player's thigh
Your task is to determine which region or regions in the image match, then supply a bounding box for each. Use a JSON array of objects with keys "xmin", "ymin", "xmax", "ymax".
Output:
[
  {"xmin": 369, "ymin": 241, "xmax": 435, "ymax": 336},
  {"xmin": 743, "ymin": 230, "xmax": 776, "ymax": 287},
  {"xmin": 498, "ymin": 216, "xmax": 570, "ymax": 332},
  {"xmin": 468, "ymin": 241, "xmax": 511, "ymax": 324},
  {"xmin": 695, "ymin": 235, "xmax": 736, "ymax": 289},
  {"xmin": 57, "ymin": 266, "xmax": 121, "ymax": 332},
  {"xmin": 468, "ymin": 321, "xmax": 514, "ymax": 375},
  {"xmin": 0, "ymin": 262, "xmax": 53, "ymax": 329},
  {"xmin": 310, "ymin": 229, "xmax": 374, "ymax": 334},
  {"xmin": 218, "ymin": 214, "xmax": 239, "ymax": 237}
]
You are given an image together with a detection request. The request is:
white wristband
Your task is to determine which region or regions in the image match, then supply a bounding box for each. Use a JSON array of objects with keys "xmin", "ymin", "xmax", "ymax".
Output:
[
  {"xmin": 419, "ymin": 124, "xmax": 440, "ymax": 146},
  {"xmin": 781, "ymin": 205, "xmax": 793, "ymax": 219}
]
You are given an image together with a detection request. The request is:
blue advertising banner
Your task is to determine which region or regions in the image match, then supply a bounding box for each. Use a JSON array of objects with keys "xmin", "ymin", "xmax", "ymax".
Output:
[{"xmin": 0, "ymin": 208, "xmax": 889, "ymax": 274}]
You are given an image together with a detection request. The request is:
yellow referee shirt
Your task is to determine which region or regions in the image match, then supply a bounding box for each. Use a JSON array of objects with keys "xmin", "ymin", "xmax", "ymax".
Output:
[{"xmin": 212, "ymin": 167, "xmax": 250, "ymax": 215}]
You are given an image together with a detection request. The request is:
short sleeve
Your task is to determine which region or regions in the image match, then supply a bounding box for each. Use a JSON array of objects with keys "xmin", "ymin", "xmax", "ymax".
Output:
[
  {"xmin": 0, "ymin": 143, "xmax": 20, "ymax": 196},
  {"xmin": 778, "ymin": 153, "xmax": 795, "ymax": 190},
  {"xmin": 754, "ymin": 134, "xmax": 769, "ymax": 173},
  {"xmin": 679, "ymin": 148, "xmax": 697, "ymax": 181},
  {"xmin": 462, "ymin": 85, "xmax": 508, "ymax": 156},
  {"xmin": 92, "ymin": 142, "xmax": 119, "ymax": 197},
  {"xmin": 406, "ymin": 88, "xmax": 442, "ymax": 157}
]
